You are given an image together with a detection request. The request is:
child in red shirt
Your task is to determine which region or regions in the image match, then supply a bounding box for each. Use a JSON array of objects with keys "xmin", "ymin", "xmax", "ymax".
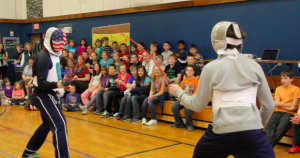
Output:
[
  {"xmin": 122, "ymin": 55, "xmax": 130, "ymax": 69},
  {"xmin": 136, "ymin": 42, "xmax": 145, "ymax": 62},
  {"xmin": 120, "ymin": 43, "xmax": 130, "ymax": 60}
]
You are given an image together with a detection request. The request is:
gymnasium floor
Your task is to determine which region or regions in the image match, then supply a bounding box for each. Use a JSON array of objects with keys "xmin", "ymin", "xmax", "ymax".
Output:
[{"xmin": 0, "ymin": 106, "xmax": 298, "ymax": 158}]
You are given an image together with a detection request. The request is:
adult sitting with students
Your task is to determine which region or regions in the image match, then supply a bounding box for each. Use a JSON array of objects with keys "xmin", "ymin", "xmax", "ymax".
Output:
[
  {"xmin": 0, "ymin": 43, "xmax": 8, "ymax": 80},
  {"xmin": 20, "ymin": 56, "xmax": 34, "ymax": 97},
  {"xmin": 70, "ymin": 55, "xmax": 90, "ymax": 94},
  {"xmin": 142, "ymin": 52, "xmax": 155, "ymax": 76},
  {"xmin": 15, "ymin": 42, "xmax": 33, "ymax": 66}
]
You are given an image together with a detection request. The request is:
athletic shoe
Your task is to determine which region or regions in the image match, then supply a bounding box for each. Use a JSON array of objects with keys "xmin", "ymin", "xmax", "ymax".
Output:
[
  {"xmin": 21, "ymin": 152, "xmax": 40, "ymax": 158},
  {"xmin": 187, "ymin": 126, "xmax": 194, "ymax": 131},
  {"xmin": 20, "ymin": 102, "xmax": 25, "ymax": 106},
  {"xmin": 82, "ymin": 106, "xmax": 88, "ymax": 115},
  {"xmin": 121, "ymin": 116, "xmax": 131, "ymax": 122},
  {"xmin": 25, "ymin": 96, "xmax": 29, "ymax": 100},
  {"xmin": 101, "ymin": 111, "xmax": 109, "ymax": 118},
  {"xmin": 142, "ymin": 118, "xmax": 147, "ymax": 125},
  {"xmin": 94, "ymin": 110, "xmax": 101, "ymax": 115},
  {"xmin": 130, "ymin": 118, "xmax": 141, "ymax": 123},
  {"xmin": 88, "ymin": 107, "xmax": 95, "ymax": 112},
  {"xmin": 110, "ymin": 112, "xmax": 119, "ymax": 119},
  {"xmin": 146, "ymin": 119, "xmax": 157, "ymax": 126},
  {"xmin": 116, "ymin": 114, "xmax": 123, "ymax": 120},
  {"xmin": 170, "ymin": 123, "xmax": 185, "ymax": 128},
  {"xmin": 288, "ymin": 145, "xmax": 300, "ymax": 153},
  {"xmin": 79, "ymin": 105, "xmax": 85, "ymax": 111}
]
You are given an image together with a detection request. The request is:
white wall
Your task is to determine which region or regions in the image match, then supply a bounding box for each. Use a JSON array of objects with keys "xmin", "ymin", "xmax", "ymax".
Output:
[
  {"xmin": 43, "ymin": 0, "xmax": 61, "ymax": 17},
  {"xmin": 0, "ymin": 0, "xmax": 16, "ymax": 19},
  {"xmin": 131, "ymin": 0, "xmax": 161, "ymax": 7},
  {"xmin": 162, "ymin": 0, "xmax": 191, "ymax": 3},
  {"xmin": 60, "ymin": 0, "xmax": 81, "ymax": 16},
  {"xmin": 103, "ymin": 0, "xmax": 131, "ymax": 11},
  {"xmin": 0, "ymin": 0, "xmax": 192, "ymax": 19},
  {"xmin": 15, "ymin": 0, "xmax": 27, "ymax": 19},
  {"xmin": 81, "ymin": 0, "xmax": 104, "ymax": 13}
]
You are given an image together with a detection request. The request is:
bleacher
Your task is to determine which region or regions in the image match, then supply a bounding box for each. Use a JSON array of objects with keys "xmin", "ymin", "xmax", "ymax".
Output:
[{"xmin": 143, "ymin": 75, "xmax": 300, "ymax": 145}]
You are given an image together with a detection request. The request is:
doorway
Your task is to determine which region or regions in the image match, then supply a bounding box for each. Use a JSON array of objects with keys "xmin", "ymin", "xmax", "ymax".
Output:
[{"xmin": 30, "ymin": 34, "xmax": 41, "ymax": 45}]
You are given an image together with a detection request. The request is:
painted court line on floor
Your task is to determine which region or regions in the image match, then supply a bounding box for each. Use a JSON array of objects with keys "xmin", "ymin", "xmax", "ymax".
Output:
[
  {"xmin": 0, "ymin": 149, "xmax": 15, "ymax": 158},
  {"xmin": 116, "ymin": 143, "xmax": 182, "ymax": 158},
  {"xmin": 65, "ymin": 115, "xmax": 196, "ymax": 147},
  {"xmin": 0, "ymin": 124, "xmax": 97, "ymax": 158}
]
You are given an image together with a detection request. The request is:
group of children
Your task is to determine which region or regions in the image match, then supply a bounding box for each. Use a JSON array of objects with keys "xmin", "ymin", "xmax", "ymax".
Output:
[
  {"xmin": 0, "ymin": 78, "xmax": 36, "ymax": 109},
  {"xmin": 59, "ymin": 37, "xmax": 204, "ymax": 131}
]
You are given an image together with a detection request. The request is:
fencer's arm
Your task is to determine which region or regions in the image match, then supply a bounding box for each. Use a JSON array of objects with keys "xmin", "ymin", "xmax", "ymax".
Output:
[
  {"xmin": 256, "ymin": 66, "xmax": 274, "ymax": 125},
  {"xmin": 35, "ymin": 54, "xmax": 58, "ymax": 90},
  {"xmin": 175, "ymin": 67, "xmax": 212, "ymax": 112}
]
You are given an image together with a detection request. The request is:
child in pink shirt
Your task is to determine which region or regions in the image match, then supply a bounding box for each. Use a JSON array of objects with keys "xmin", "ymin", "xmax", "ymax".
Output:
[
  {"xmin": 77, "ymin": 38, "xmax": 88, "ymax": 57},
  {"xmin": 11, "ymin": 82, "xmax": 26, "ymax": 105}
]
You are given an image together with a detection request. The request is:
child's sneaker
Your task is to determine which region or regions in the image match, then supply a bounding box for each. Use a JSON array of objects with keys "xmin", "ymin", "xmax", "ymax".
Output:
[
  {"xmin": 116, "ymin": 114, "xmax": 123, "ymax": 120},
  {"xmin": 121, "ymin": 116, "xmax": 131, "ymax": 122},
  {"xmin": 187, "ymin": 126, "xmax": 194, "ymax": 131},
  {"xmin": 94, "ymin": 110, "xmax": 101, "ymax": 115},
  {"xmin": 20, "ymin": 102, "xmax": 25, "ymax": 106},
  {"xmin": 25, "ymin": 96, "xmax": 29, "ymax": 100},
  {"xmin": 130, "ymin": 118, "xmax": 141, "ymax": 123},
  {"xmin": 110, "ymin": 112, "xmax": 119, "ymax": 119},
  {"xmin": 170, "ymin": 123, "xmax": 185, "ymax": 128},
  {"xmin": 288, "ymin": 145, "xmax": 300, "ymax": 153},
  {"xmin": 21, "ymin": 152, "xmax": 40, "ymax": 158},
  {"xmin": 82, "ymin": 106, "xmax": 88, "ymax": 115},
  {"xmin": 88, "ymin": 107, "xmax": 95, "ymax": 112},
  {"xmin": 101, "ymin": 111, "xmax": 109, "ymax": 118},
  {"xmin": 146, "ymin": 119, "xmax": 157, "ymax": 126},
  {"xmin": 142, "ymin": 118, "xmax": 147, "ymax": 125}
]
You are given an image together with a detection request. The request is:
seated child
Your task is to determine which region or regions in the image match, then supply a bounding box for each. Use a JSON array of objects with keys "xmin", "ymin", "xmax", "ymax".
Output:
[
  {"xmin": 265, "ymin": 70, "xmax": 300, "ymax": 147},
  {"xmin": 165, "ymin": 54, "xmax": 181, "ymax": 84},
  {"xmin": 161, "ymin": 41, "xmax": 173, "ymax": 65},
  {"xmin": 182, "ymin": 54, "xmax": 201, "ymax": 79},
  {"xmin": 11, "ymin": 82, "xmax": 26, "ymax": 105},
  {"xmin": 82, "ymin": 66, "xmax": 109, "ymax": 115},
  {"xmin": 117, "ymin": 65, "xmax": 138, "ymax": 120},
  {"xmin": 142, "ymin": 66, "xmax": 168, "ymax": 126},
  {"xmin": 110, "ymin": 64, "xmax": 131, "ymax": 118},
  {"xmin": 149, "ymin": 41, "xmax": 160, "ymax": 58},
  {"xmin": 171, "ymin": 66, "xmax": 198, "ymax": 131},
  {"xmin": 101, "ymin": 64, "xmax": 119, "ymax": 118},
  {"xmin": 2, "ymin": 78, "xmax": 13, "ymax": 105},
  {"xmin": 119, "ymin": 43, "xmax": 130, "ymax": 60},
  {"xmin": 190, "ymin": 44, "xmax": 204, "ymax": 69},
  {"xmin": 155, "ymin": 55, "xmax": 165, "ymax": 71},
  {"xmin": 122, "ymin": 55, "xmax": 130, "ymax": 69},
  {"xmin": 130, "ymin": 44, "xmax": 137, "ymax": 55},
  {"xmin": 175, "ymin": 40, "xmax": 188, "ymax": 70},
  {"xmin": 65, "ymin": 85, "xmax": 81, "ymax": 112},
  {"xmin": 81, "ymin": 63, "xmax": 101, "ymax": 109}
]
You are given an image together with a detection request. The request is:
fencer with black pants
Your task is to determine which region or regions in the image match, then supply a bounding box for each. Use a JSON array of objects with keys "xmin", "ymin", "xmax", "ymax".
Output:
[
  {"xmin": 174, "ymin": 22, "xmax": 275, "ymax": 158},
  {"xmin": 22, "ymin": 27, "xmax": 69, "ymax": 158}
]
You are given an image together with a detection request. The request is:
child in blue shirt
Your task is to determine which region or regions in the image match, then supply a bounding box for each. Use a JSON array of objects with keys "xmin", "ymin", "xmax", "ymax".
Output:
[
  {"xmin": 67, "ymin": 40, "xmax": 78, "ymax": 58},
  {"xmin": 65, "ymin": 85, "xmax": 81, "ymax": 111}
]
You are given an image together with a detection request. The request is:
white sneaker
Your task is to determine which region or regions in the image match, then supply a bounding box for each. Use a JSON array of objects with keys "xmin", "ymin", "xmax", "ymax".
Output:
[
  {"xmin": 146, "ymin": 119, "xmax": 157, "ymax": 126},
  {"xmin": 25, "ymin": 96, "xmax": 29, "ymax": 100},
  {"xmin": 142, "ymin": 118, "xmax": 147, "ymax": 125},
  {"xmin": 101, "ymin": 111, "xmax": 108, "ymax": 118},
  {"xmin": 82, "ymin": 106, "xmax": 88, "ymax": 115},
  {"xmin": 111, "ymin": 112, "xmax": 119, "ymax": 119}
]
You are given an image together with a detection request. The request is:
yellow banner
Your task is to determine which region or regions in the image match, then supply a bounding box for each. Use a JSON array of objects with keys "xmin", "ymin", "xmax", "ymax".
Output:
[{"xmin": 92, "ymin": 33, "xmax": 130, "ymax": 48}]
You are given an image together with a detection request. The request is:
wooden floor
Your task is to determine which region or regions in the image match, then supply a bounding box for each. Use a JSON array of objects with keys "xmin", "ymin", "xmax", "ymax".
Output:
[{"xmin": 0, "ymin": 106, "xmax": 299, "ymax": 158}]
